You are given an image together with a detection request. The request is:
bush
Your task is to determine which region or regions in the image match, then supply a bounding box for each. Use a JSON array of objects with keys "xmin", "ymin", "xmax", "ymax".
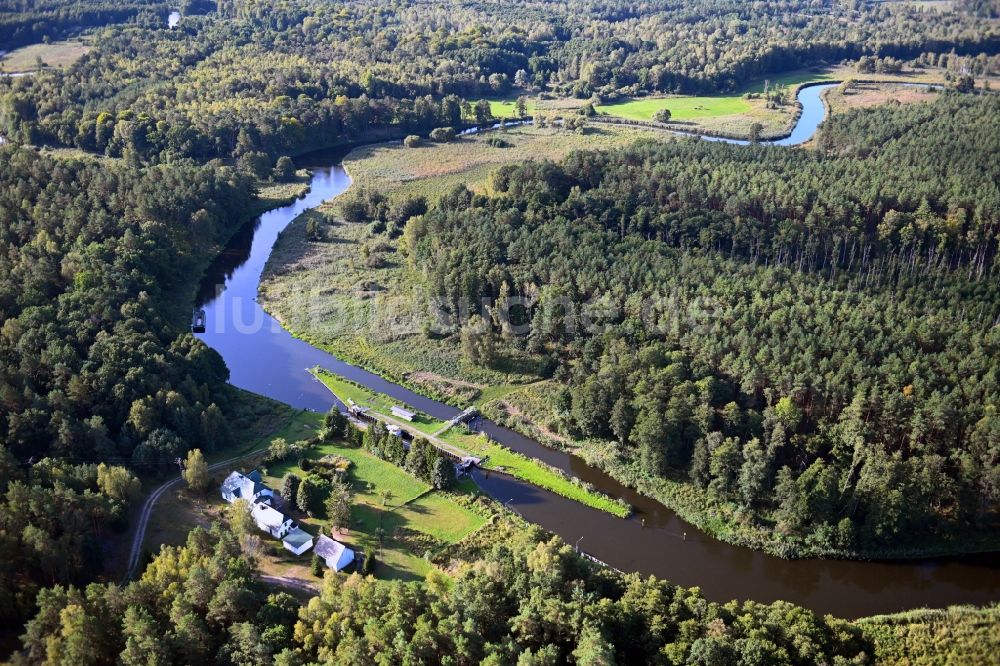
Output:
[
  {"xmin": 403, "ymin": 134, "xmax": 422, "ymax": 148},
  {"xmin": 340, "ymin": 187, "xmax": 387, "ymax": 224},
  {"xmin": 429, "ymin": 127, "xmax": 456, "ymax": 143},
  {"xmin": 361, "ymin": 545, "xmax": 376, "ymax": 575},
  {"xmin": 653, "ymin": 108, "xmax": 672, "ymax": 123},
  {"xmin": 272, "ymin": 155, "xmax": 296, "ymax": 181}
]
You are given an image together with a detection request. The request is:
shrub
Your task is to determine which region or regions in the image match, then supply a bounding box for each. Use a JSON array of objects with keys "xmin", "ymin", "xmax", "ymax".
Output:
[
  {"xmin": 429, "ymin": 127, "xmax": 456, "ymax": 143},
  {"xmin": 403, "ymin": 134, "xmax": 422, "ymax": 148},
  {"xmin": 272, "ymin": 155, "xmax": 296, "ymax": 181},
  {"xmin": 311, "ymin": 554, "xmax": 324, "ymax": 577}
]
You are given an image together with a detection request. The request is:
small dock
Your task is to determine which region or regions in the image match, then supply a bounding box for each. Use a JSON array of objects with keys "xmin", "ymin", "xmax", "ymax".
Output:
[{"xmin": 191, "ymin": 308, "xmax": 206, "ymax": 333}]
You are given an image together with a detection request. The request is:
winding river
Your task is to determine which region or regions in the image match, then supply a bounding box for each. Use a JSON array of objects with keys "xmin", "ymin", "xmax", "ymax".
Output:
[{"xmin": 195, "ymin": 83, "xmax": 1000, "ymax": 618}]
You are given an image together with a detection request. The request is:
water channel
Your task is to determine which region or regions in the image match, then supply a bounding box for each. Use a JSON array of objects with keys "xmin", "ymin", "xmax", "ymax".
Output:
[{"xmin": 194, "ymin": 83, "xmax": 1000, "ymax": 618}]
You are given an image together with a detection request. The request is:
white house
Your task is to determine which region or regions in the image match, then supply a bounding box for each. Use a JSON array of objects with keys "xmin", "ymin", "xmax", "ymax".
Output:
[
  {"xmin": 220, "ymin": 470, "xmax": 273, "ymax": 504},
  {"xmin": 282, "ymin": 527, "xmax": 314, "ymax": 556},
  {"xmin": 251, "ymin": 501, "xmax": 296, "ymax": 539},
  {"xmin": 314, "ymin": 534, "xmax": 355, "ymax": 571}
]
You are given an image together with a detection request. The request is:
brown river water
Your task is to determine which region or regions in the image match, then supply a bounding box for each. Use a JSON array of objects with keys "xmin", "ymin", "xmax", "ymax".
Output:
[{"xmin": 194, "ymin": 91, "xmax": 1000, "ymax": 618}]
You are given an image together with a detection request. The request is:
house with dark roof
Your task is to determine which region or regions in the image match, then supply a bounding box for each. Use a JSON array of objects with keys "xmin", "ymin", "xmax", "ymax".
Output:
[{"xmin": 220, "ymin": 470, "xmax": 273, "ymax": 504}]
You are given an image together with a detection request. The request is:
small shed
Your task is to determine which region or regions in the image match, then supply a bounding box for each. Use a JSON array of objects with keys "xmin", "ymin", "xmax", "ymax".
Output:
[
  {"xmin": 282, "ymin": 527, "xmax": 314, "ymax": 556},
  {"xmin": 314, "ymin": 534, "xmax": 355, "ymax": 572},
  {"xmin": 390, "ymin": 406, "xmax": 415, "ymax": 422}
]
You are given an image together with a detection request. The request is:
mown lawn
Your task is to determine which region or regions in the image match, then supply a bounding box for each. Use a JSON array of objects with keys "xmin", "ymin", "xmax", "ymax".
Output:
[
  {"xmin": 313, "ymin": 370, "xmax": 443, "ymax": 436},
  {"xmin": 438, "ymin": 429, "xmax": 630, "ymax": 518},
  {"xmin": 265, "ymin": 437, "xmax": 487, "ymax": 580},
  {"xmin": 598, "ymin": 95, "xmax": 752, "ymax": 121},
  {"xmin": 486, "ymin": 98, "xmax": 535, "ymax": 118},
  {"xmin": 267, "ymin": 440, "xmax": 428, "ymax": 504}
]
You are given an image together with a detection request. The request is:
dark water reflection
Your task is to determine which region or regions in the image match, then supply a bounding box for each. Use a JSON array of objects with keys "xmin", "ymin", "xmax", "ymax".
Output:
[{"xmin": 195, "ymin": 105, "xmax": 999, "ymax": 620}]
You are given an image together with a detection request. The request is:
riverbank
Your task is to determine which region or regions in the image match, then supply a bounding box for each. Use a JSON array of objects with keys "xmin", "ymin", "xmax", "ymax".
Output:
[
  {"xmin": 256, "ymin": 112, "xmax": 1000, "ymax": 563},
  {"xmin": 313, "ymin": 370, "xmax": 632, "ymax": 518},
  {"xmin": 483, "ymin": 385, "xmax": 1000, "ymax": 561}
]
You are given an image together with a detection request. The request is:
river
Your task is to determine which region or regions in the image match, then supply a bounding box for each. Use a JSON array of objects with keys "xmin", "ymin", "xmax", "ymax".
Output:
[{"xmin": 194, "ymin": 83, "xmax": 1000, "ymax": 619}]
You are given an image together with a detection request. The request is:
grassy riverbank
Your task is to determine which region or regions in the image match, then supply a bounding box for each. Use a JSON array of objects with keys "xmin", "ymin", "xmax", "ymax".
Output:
[
  {"xmin": 259, "ymin": 124, "xmax": 662, "ymax": 404},
  {"xmin": 314, "ymin": 370, "xmax": 631, "ymax": 518},
  {"xmin": 257, "ymin": 92, "xmax": 1000, "ymax": 560},
  {"xmin": 859, "ymin": 604, "xmax": 1000, "ymax": 664}
]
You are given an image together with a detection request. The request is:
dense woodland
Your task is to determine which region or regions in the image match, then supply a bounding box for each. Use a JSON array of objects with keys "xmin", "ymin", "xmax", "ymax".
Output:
[
  {"xmin": 407, "ymin": 94, "xmax": 1000, "ymax": 555},
  {"xmin": 11, "ymin": 521, "xmax": 878, "ymax": 665},
  {"xmin": 1, "ymin": 0, "xmax": 999, "ymax": 660},
  {"xmin": 0, "ymin": 145, "xmax": 255, "ymax": 630},
  {"xmin": 2, "ymin": 0, "xmax": 999, "ymax": 164},
  {"xmin": 0, "ymin": 0, "xmax": 168, "ymax": 50}
]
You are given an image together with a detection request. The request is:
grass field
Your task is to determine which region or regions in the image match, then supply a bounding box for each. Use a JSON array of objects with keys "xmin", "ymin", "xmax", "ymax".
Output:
[
  {"xmin": 340, "ymin": 123, "xmax": 665, "ymax": 205},
  {"xmin": 823, "ymin": 80, "xmax": 941, "ymax": 116},
  {"xmin": 488, "ymin": 98, "xmax": 534, "ymax": 118},
  {"xmin": 265, "ymin": 436, "xmax": 487, "ymax": 581},
  {"xmin": 598, "ymin": 95, "xmax": 752, "ymax": 121},
  {"xmin": 594, "ymin": 69, "xmax": 837, "ymax": 138},
  {"xmin": 0, "ymin": 39, "xmax": 90, "ymax": 73}
]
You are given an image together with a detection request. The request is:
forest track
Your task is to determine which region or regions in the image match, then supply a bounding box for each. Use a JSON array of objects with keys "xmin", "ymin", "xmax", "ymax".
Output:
[{"xmin": 122, "ymin": 445, "xmax": 272, "ymax": 582}]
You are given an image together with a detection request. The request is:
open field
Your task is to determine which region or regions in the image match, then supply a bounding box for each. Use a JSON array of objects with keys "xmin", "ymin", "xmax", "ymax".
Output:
[
  {"xmin": 264, "ymin": 436, "xmax": 488, "ymax": 581},
  {"xmin": 594, "ymin": 69, "xmax": 836, "ymax": 138},
  {"xmin": 341, "ymin": 123, "xmax": 665, "ymax": 205},
  {"xmin": 823, "ymin": 80, "xmax": 941, "ymax": 115},
  {"xmin": 0, "ymin": 39, "xmax": 90, "ymax": 73}
]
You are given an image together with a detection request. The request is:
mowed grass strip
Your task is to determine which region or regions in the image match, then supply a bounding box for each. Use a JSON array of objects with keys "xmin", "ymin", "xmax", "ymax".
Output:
[
  {"xmin": 438, "ymin": 429, "xmax": 631, "ymax": 518},
  {"xmin": 313, "ymin": 369, "xmax": 631, "ymax": 517},
  {"xmin": 313, "ymin": 370, "xmax": 443, "ymax": 435},
  {"xmin": 598, "ymin": 95, "xmax": 752, "ymax": 121}
]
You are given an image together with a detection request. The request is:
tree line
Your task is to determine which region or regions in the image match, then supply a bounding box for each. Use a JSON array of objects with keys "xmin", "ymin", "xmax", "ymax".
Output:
[
  {"xmin": 2, "ymin": 0, "xmax": 999, "ymax": 163},
  {"xmin": 9, "ymin": 518, "xmax": 880, "ymax": 665},
  {"xmin": 404, "ymin": 94, "xmax": 1000, "ymax": 556},
  {"xmin": 0, "ymin": 145, "xmax": 259, "ymax": 631}
]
